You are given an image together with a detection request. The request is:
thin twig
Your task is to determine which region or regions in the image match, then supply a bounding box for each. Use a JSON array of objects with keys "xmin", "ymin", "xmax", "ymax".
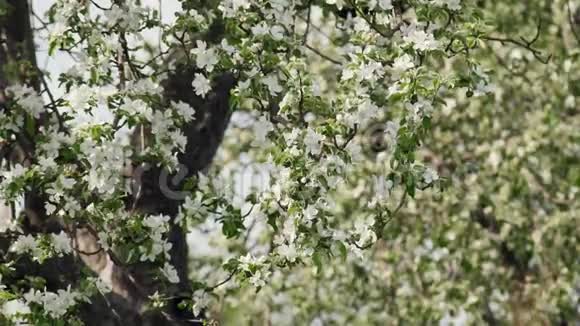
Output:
[
  {"xmin": 90, "ymin": 0, "xmax": 112, "ymax": 11},
  {"xmin": 481, "ymin": 19, "xmax": 551, "ymax": 64},
  {"xmin": 38, "ymin": 68, "xmax": 68, "ymax": 133},
  {"xmin": 207, "ymin": 271, "xmax": 235, "ymax": 291},
  {"xmin": 302, "ymin": 0, "xmax": 312, "ymax": 45},
  {"xmin": 346, "ymin": 0, "xmax": 393, "ymax": 38},
  {"xmin": 304, "ymin": 44, "xmax": 342, "ymax": 65}
]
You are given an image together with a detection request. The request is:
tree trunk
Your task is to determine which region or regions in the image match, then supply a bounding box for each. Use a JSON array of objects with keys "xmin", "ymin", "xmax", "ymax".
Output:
[{"xmin": 0, "ymin": 1, "xmax": 234, "ymax": 324}]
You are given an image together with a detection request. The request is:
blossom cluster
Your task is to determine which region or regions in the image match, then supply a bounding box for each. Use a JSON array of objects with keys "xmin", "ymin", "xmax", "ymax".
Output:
[{"xmin": 2, "ymin": 0, "xmax": 575, "ymax": 325}]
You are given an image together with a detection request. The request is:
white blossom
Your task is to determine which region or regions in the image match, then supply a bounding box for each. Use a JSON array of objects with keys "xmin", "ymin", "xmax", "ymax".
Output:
[
  {"xmin": 277, "ymin": 243, "xmax": 298, "ymax": 262},
  {"xmin": 1, "ymin": 164, "xmax": 27, "ymax": 185},
  {"xmin": 161, "ymin": 262, "xmax": 180, "ymax": 284},
  {"xmin": 23, "ymin": 286, "xmax": 80, "ymax": 318},
  {"xmin": 191, "ymin": 40, "xmax": 219, "ymax": 72},
  {"xmin": 402, "ymin": 25, "xmax": 440, "ymax": 51},
  {"xmin": 434, "ymin": 0, "xmax": 462, "ymax": 11},
  {"xmin": 378, "ymin": 0, "xmax": 393, "ymax": 10},
  {"xmin": 303, "ymin": 205, "xmax": 319, "ymax": 221},
  {"xmin": 304, "ymin": 128, "xmax": 324, "ymax": 155},
  {"xmin": 249, "ymin": 269, "xmax": 271, "ymax": 287},
  {"xmin": 439, "ymin": 308, "xmax": 470, "ymax": 326},
  {"xmin": 6, "ymin": 84, "xmax": 44, "ymax": 118},
  {"xmin": 120, "ymin": 99, "xmax": 153, "ymax": 121},
  {"xmin": 252, "ymin": 115, "xmax": 274, "ymax": 146},
  {"xmin": 10, "ymin": 234, "xmax": 38, "ymax": 255},
  {"xmin": 262, "ymin": 74, "xmax": 283, "ymax": 95},
  {"xmin": 1, "ymin": 299, "xmax": 30, "ymax": 320},
  {"xmin": 171, "ymin": 101, "xmax": 196, "ymax": 122},
  {"xmin": 192, "ymin": 290, "xmax": 209, "ymax": 316},
  {"xmin": 423, "ymin": 168, "xmax": 439, "ymax": 184},
  {"xmin": 392, "ymin": 54, "xmax": 415, "ymax": 75},
  {"xmin": 51, "ymin": 231, "xmax": 73, "ymax": 256},
  {"xmin": 192, "ymin": 73, "xmax": 212, "ymax": 98}
]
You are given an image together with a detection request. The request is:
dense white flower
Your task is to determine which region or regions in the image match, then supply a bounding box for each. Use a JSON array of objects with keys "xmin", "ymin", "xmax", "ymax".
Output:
[
  {"xmin": 360, "ymin": 61, "xmax": 384, "ymax": 81},
  {"xmin": 238, "ymin": 253, "xmax": 254, "ymax": 271},
  {"xmin": 270, "ymin": 25, "xmax": 285, "ymax": 40},
  {"xmin": 434, "ymin": 0, "xmax": 461, "ymax": 11},
  {"xmin": 251, "ymin": 22, "xmax": 270, "ymax": 37},
  {"xmin": 182, "ymin": 193, "xmax": 207, "ymax": 218},
  {"xmin": 1, "ymin": 164, "xmax": 27, "ymax": 185},
  {"xmin": 249, "ymin": 269, "xmax": 271, "ymax": 287},
  {"xmin": 6, "ymin": 84, "xmax": 44, "ymax": 118},
  {"xmin": 402, "ymin": 25, "xmax": 440, "ymax": 51},
  {"xmin": 192, "ymin": 290, "xmax": 209, "ymax": 316},
  {"xmin": 1, "ymin": 299, "xmax": 30, "ymax": 319},
  {"xmin": 43, "ymin": 287, "xmax": 79, "ymax": 318},
  {"xmin": 23, "ymin": 288, "xmax": 43, "ymax": 305},
  {"xmin": 407, "ymin": 99, "xmax": 434, "ymax": 122},
  {"xmin": 303, "ymin": 205, "xmax": 319, "ymax": 221},
  {"xmin": 140, "ymin": 232, "xmax": 172, "ymax": 262},
  {"xmin": 192, "ymin": 73, "xmax": 212, "ymax": 98},
  {"xmin": 127, "ymin": 79, "xmax": 162, "ymax": 96},
  {"xmin": 262, "ymin": 74, "xmax": 283, "ymax": 95},
  {"xmin": 143, "ymin": 214, "xmax": 170, "ymax": 231},
  {"xmin": 51, "ymin": 231, "xmax": 72, "ymax": 256},
  {"xmin": 423, "ymin": 168, "xmax": 439, "ymax": 184},
  {"xmin": 171, "ymin": 101, "xmax": 196, "ymax": 122},
  {"xmin": 120, "ymin": 99, "xmax": 153, "ymax": 121},
  {"xmin": 105, "ymin": 3, "xmax": 144, "ymax": 30},
  {"xmin": 378, "ymin": 0, "xmax": 393, "ymax": 10},
  {"xmin": 191, "ymin": 40, "xmax": 219, "ymax": 72},
  {"xmin": 354, "ymin": 218, "xmax": 377, "ymax": 247},
  {"xmin": 11, "ymin": 235, "xmax": 38, "ymax": 255},
  {"xmin": 439, "ymin": 308, "xmax": 470, "ymax": 326},
  {"xmin": 4, "ymin": 0, "xmax": 573, "ymax": 324},
  {"xmin": 58, "ymin": 176, "xmax": 76, "ymax": 190},
  {"xmin": 277, "ymin": 243, "xmax": 298, "ymax": 262},
  {"xmin": 150, "ymin": 110, "xmax": 174, "ymax": 136},
  {"xmin": 304, "ymin": 128, "xmax": 324, "ymax": 155},
  {"xmin": 221, "ymin": 39, "xmax": 236, "ymax": 55},
  {"xmin": 392, "ymin": 54, "xmax": 415, "ymax": 75},
  {"xmin": 252, "ymin": 115, "xmax": 274, "ymax": 146},
  {"xmin": 341, "ymin": 67, "xmax": 356, "ymax": 81},
  {"xmin": 23, "ymin": 286, "xmax": 79, "ymax": 318},
  {"xmin": 325, "ymin": 0, "xmax": 345, "ymax": 9},
  {"xmin": 218, "ymin": 0, "xmax": 251, "ymax": 17},
  {"xmin": 354, "ymin": 18, "xmax": 370, "ymax": 33},
  {"xmin": 489, "ymin": 289, "xmax": 509, "ymax": 317},
  {"xmin": 67, "ymin": 84, "xmax": 93, "ymax": 109},
  {"xmin": 356, "ymin": 100, "xmax": 381, "ymax": 127},
  {"xmin": 161, "ymin": 262, "xmax": 180, "ymax": 284}
]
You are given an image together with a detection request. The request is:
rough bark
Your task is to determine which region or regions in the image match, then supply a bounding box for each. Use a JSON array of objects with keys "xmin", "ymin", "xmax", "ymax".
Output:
[
  {"xmin": 0, "ymin": 0, "xmax": 41, "ymax": 212},
  {"xmin": 1, "ymin": 0, "xmax": 86, "ymax": 319},
  {"xmin": 73, "ymin": 67, "xmax": 235, "ymax": 326},
  {"xmin": 0, "ymin": 0, "xmax": 39, "ymax": 234}
]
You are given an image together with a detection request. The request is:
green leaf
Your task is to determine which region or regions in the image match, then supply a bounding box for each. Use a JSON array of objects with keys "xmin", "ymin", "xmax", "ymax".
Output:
[{"xmin": 0, "ymin": 290, "xmax": 17, "ymax": 301}]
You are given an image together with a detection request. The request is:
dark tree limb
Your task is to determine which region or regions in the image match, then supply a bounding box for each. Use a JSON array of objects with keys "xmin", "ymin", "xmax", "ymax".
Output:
[{"xmin": 127, "ymin": 65, "xmax": 236, "ymax": 324}]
